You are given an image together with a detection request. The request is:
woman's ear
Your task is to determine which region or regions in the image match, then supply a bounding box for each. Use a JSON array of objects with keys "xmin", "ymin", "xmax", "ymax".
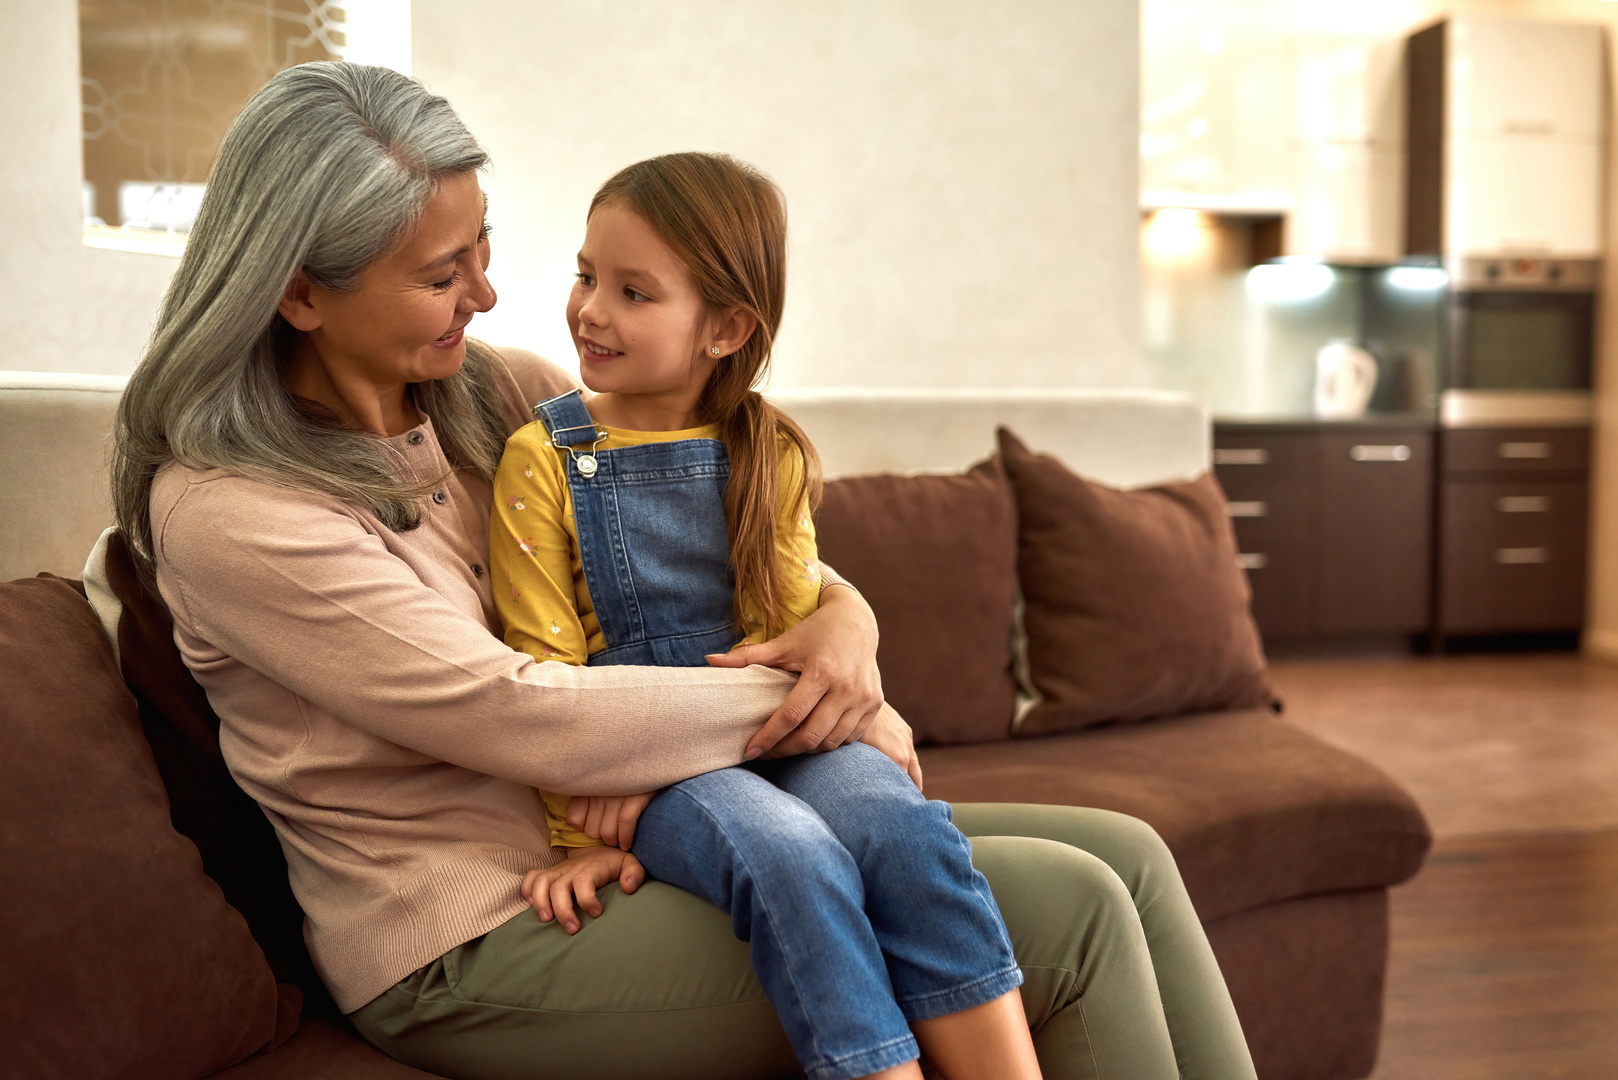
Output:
[
  {"xmin": 277, "ymin": 271, "xmax": 323, "ymax": 332},
  {"xmin": 710, "ymin": 308, "xmax": 759, "ymax": 359}
]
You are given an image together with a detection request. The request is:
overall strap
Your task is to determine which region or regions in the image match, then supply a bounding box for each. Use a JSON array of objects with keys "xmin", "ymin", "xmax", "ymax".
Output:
[{"xmin": 533, "ymin": 389, "xmax": 601, "ymax": 448}]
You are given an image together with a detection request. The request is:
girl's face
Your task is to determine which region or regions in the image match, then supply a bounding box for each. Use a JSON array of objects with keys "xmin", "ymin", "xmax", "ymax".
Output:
[{"xmin": 566, "ymin": 202, "xmax": 721, "ymax": 418}]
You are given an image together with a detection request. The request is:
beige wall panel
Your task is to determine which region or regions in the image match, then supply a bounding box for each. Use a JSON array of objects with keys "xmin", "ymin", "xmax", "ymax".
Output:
[{"xmin": 413, "ymin": 0, "xmax": 1144, "ymax": 391}]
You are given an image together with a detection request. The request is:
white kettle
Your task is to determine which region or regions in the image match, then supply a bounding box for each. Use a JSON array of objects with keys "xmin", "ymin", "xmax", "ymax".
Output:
[{"xmin": 1313, "ymin": 342, "xmax": 1378, "ymax": 419}]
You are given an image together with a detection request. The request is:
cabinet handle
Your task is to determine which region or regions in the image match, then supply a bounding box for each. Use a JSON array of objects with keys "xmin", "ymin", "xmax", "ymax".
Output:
[
  {"xmin": 1227, "ymin": 501, "xmax": 1268, "ymax": 518},
  {"xmin": 1496, "ymin": 495, "xmax": 1550, "ymax": 514},
  {"xmin": 1215, "ymin": 448, "xmax": 1269, "ymax": 466},
  {"xmin": 1350, "ymin": 444, "xmax": 1412, "ymax": 462},
  {"xmin": 1235, "ymin": 553, "xmax": 1268, "ymax": 570},
  {"xmin": 1494, "ymin": 547, "xmax": 1549, "ymax": 565},
  {"xmin": 1498, "ymin": 442, "xmax": 1552, "ymax": 460}
]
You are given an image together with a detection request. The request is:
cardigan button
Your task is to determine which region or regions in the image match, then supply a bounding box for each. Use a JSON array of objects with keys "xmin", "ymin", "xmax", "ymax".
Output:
[
  {"xmin": 407, "ymin": 431, "xmax": 425, "ymax": 446},
  {"xmin": 470, "ymin": 563, "xmax": 484, "ymax": 578},
  {"xmin": 432, "ymin": 491, "xmax": 447, "ymax": 505}
]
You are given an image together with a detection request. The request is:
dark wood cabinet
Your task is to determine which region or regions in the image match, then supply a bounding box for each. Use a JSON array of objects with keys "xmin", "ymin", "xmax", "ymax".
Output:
[
  {"xmin": 1315, "ymin": 432, "xmax": 1434, "ymax": 634},
  {"xmin": 1214, "ymin": 420, "xmax": 1591, "ymax": 643},
  {"xmin": 1436, "ymin": 428, "xmax": 1590, "ymax": 635},
  {"xmin": 1214, "ymin": 421, "xmax": 1433, "ymax": 641}
]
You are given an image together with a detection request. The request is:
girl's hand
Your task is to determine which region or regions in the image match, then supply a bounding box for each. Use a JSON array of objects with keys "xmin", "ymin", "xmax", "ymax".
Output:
[
  {"xmin": 565, "ymin": 792, "xmax": 657, "ymax": 850},
  {"xmin": 707, "ymin": 583, "xmax": 883, "ymax": 760},
  {"xmin": 862, "ymin": 702, "xmax": 924, "ymax": 791},
  {"xmin": 521, "ymin": 846, "xmax": 645, "ymax": 934}
]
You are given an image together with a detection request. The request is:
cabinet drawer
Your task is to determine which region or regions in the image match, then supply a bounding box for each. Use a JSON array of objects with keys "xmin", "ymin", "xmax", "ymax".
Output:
[
  {"xmin": 1442, "ymin": 427, "xmax": 1589, "ymax": 475},
  {"xmin": 1315, "ymin": 432, "xmax": 1433, "ymax": 634},
  {"xmin": 1224, "ymin": 484, "xmax": 1313, "ymax": 639},
  {"xmin": 1212, "ymin": 433, "xmax": 1314, "ymax": 488},
  {"xmin": 1439, "ymin": 480, "xmax": 1587, "ymax": 632}
]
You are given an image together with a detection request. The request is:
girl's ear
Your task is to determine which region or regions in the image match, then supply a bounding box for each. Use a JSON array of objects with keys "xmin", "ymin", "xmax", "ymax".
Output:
[
  {"xmin": 277, "ymin": 271, "xmax": 323, "ymax": 332},
  {"xmin": 709, "ymin": 307, "xmax": 759, "ymax": 359}
]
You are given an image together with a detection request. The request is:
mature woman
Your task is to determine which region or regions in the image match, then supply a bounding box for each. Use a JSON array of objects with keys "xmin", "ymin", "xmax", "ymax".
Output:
[{"xmin": 111, "ymin": 62, "xmax": 1257, "ymax": 1080}]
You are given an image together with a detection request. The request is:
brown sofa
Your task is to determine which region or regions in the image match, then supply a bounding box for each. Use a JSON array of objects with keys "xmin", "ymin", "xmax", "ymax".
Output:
[{"xmin": 0, "ymin": 374, "xmax": 1429, "ymax": 1079}]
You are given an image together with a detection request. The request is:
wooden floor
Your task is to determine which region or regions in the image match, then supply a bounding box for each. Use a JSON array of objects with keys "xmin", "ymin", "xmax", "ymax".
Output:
[{"xmin": 1267, "ymin": 654, "xmax": 1618, "ymax": 1079}]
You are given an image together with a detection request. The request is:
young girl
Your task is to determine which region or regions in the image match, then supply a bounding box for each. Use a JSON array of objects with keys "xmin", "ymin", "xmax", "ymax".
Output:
[{"xmin": 489, "ymin": 153, "xmax": 1042, "ymax": 1080}]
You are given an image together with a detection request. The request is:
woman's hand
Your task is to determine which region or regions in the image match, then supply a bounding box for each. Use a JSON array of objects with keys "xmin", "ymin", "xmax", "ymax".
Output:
[
  {"xmin": 707, "ymin": 583, "xmax": 883, "ymax": 760},
  {"xmin": 862, "ymin": 702, "xmax": 923, "ymax": 791},
  {"xmin": 565, "ymin": 792, "xmax": 657, "ymax": 850},
  {"xmin": 522, "ymin": 846, "xmax": 645, "ymax": 934}
]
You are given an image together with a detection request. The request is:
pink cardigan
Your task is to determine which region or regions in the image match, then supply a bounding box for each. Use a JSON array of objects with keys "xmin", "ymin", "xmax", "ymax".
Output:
[{"xmin": 150, "ymin": 345, "xmax": 813, "ymax": 1012}]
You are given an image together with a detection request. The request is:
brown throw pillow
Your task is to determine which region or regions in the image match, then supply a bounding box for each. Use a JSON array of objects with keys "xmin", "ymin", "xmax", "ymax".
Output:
[
  {"xmin": 103, "ymin": 530, "xmax": 335, "ymax": 1020},
  {"xmin": 0, "ymin": 575, "xmax": 281, "ymax": 1079},
  {"xmin": 998, "ymin": 427, "xmax": 1274, "ymax": 734},
  {"xmin": 815, "ymin": 458, "xmax": 1018, "ymax": 744}
]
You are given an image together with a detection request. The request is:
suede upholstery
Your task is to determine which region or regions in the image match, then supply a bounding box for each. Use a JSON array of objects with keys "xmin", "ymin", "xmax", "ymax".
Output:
[
  {"xmin": 0, "ymin": 576, "xmax": 286, "ymax": 1080},
  {"xmin": 998, "ymin": 428, "xmax": 1276, "ymax": 734},
  {"xmin": 103, "ymin": 531, "xmax": 339, "ymax": 1018},
  {"xmin": 916, "ymin": 709, "xmax": 1430, "ymax": 923},
  {"xmin": 815, "ymin": 458, "xmax": 1019, "ymax": 745}
]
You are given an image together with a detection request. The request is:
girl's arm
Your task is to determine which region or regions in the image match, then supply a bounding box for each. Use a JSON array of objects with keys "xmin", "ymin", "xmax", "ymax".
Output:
[{"xmin": 490, "ymin": 425, "xmax": 591, "ymax": 665}]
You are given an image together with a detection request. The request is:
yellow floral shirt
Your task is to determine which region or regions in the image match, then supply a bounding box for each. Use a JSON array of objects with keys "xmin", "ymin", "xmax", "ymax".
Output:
[{"xmin": 490, "ymin": 415, "xmax": 821, "ymax": 847}]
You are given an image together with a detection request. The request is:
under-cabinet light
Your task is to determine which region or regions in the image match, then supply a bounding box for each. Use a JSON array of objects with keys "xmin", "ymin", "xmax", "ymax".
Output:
[
  {"xmin": 1386, "ymin": 266, "xmax": 1449, "ymax": 291},
  {"xmin": 1246, "ymin": 263, "xmax": 1334, "ymax": 302}
]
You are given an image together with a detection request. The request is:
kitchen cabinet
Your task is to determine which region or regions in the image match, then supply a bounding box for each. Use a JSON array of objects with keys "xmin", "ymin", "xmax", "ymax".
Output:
[
  {"xmin": 1214, "ymin": 421, "xmax": 1433, "ymax": 640},
  {"xmin": 1283, "ymin": 34, "xmax": 1405, "ymax": 263},
  {"xmin": 1407, "ymin": 16, "xmax": 1605, "ymax": 258},
  {"xmin": 1447, "ymin": 18, "xmax": 1603, "ymax": 140},
  {"xmin": 1436, "ymin": 427, "xmax": 1589, "ymax": 635},
  {"xmin": 1446, "ymin": 140, "xmax": 1603, "ymax": 255}
]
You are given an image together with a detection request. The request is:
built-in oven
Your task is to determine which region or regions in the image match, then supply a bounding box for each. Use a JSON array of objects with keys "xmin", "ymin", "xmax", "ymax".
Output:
[{"xmin": 1441, "ymin": 256, "xmax": 1599, "ymax": 427}]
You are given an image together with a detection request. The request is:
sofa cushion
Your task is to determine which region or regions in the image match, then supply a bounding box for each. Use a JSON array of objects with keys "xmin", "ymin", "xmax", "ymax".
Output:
[
  {"xmin": 0, "ymin": 575, "xmax": 283, "ymax": 1079},
  {"xmin": 998, "ymin": 427, "xmax": 1274, "ymax": 734},
  {"xmin": 918, "ymin": 708, "xmax": 1431, "ymax": 921},
  {"xmin": 101, "ymin": 530, "xmax": 337, "ymax": 1017},
  {"xmin": 206, "ymin": 1018, "xmax": 447, "ymax": 1079},
  {"xmin": 815, "ymin": 458, "xmax": 1018, "ymax": 744}
]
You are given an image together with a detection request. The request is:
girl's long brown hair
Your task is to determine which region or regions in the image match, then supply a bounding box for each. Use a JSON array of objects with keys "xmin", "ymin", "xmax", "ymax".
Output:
[{"xmin": 590, "ymin": 153, "xmax": 821, "ymax": 637}]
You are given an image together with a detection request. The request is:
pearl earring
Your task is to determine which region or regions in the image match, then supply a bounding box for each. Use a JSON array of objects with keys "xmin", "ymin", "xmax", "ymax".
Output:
[{"xmin": 711, "ymin": 346, "xmax": 721, "ymax": 356}]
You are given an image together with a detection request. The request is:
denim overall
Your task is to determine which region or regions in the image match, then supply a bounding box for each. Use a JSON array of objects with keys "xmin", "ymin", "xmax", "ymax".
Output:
[
  {"xmin": 534, "ymin": 389, "xmax": 739, "ymax": 666},
  {"xmin": 533, "ymin": 389, "xmax": 1021, "ymax": 1080}
]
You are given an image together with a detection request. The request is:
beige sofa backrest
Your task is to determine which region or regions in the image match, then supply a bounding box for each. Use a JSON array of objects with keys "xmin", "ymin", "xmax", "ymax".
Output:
[
  {"xmin": 0, "ymin": 372, "xmax": 1209, "ymax": 582},
  {"xmin": 1, "ymin": 372, "xmax": 127, "ymax": 582}
]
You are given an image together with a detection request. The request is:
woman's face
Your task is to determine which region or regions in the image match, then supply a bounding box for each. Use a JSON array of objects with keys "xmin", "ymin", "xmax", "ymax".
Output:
[{"xmin": 292, "ymin": 171, "xmax": 496, "ymax": 387}]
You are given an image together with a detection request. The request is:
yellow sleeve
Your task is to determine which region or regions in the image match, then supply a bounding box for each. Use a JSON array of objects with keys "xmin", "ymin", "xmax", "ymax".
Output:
[
  {"xmin": 489, "ymin": 424, "xmax": 602, "ymax": 849},
  {"xmin": 775, "ymin": 442, "xmax": 823, "ymax": 636},
  {"xmin": 490, "ymin": 423, "xmax": 591, "ymax": 667},
  {"xmin": 737, "ymin": 442, "xmax": 822, "ymax": 645}
]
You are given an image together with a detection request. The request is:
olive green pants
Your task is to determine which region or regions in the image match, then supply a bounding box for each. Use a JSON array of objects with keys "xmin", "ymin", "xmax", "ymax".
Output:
[{"xmin": 351, "ymin": 804, "xmax": 1256, "ymax": 1080}]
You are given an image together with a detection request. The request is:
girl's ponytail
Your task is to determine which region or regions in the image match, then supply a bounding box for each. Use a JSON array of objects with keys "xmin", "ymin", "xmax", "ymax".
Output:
[
  {"xmin": 708, "ymin": 385, "xmax": 822, "ymax": 638},
  {"xmin": 590, "ymin": 152, "xmax": 817, "ymax": 636}
]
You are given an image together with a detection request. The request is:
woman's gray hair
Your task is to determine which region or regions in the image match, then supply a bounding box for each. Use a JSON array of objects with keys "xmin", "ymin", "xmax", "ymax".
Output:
[{"xmin": 112, "ymin": 61, "xmax": 511, "ymax": 583}]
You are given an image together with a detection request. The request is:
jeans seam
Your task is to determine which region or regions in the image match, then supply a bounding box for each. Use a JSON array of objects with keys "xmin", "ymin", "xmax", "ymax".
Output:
[
  {"xmin": 894, "ymin": 963, "xmax": 1023, "ymax": 1020},
  {"xmin": 806, "ymin": 1032, "xmax": 918, "ymax": 1080}
]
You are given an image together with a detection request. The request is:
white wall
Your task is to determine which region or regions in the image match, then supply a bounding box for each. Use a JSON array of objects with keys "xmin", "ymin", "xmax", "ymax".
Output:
[
  {"xmin": 413, "ymin": 0, "xmax": 1144, "ymax": 390},
  {"xmin": 1, "ymin": 0, "xmax": 178, "ymax": 376},
  {"xmin": 3, "ymin": 1, "xmax": 1142, "ymax": 387}
]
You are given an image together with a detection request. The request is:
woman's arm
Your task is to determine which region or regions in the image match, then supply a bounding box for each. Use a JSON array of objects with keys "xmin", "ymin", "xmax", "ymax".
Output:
[{"xmin": 154, "ymin": 472, "xmax": 796, "ymax": 796}]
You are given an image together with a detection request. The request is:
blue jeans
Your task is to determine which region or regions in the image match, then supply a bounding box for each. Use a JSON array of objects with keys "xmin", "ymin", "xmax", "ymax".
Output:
[{"xmin": 630, "ymin": 742, "xmax": 1023, "ymax": 1080}]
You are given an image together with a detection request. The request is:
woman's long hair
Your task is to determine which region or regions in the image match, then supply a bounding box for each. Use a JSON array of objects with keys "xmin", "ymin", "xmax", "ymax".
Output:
[
  {"xmin": 111, "ymin": 62, "xmax": 510, "ymax": 587},
  {"xmin": 590, "ymin": 153, "xmax": 822, "ymax": 637}
]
